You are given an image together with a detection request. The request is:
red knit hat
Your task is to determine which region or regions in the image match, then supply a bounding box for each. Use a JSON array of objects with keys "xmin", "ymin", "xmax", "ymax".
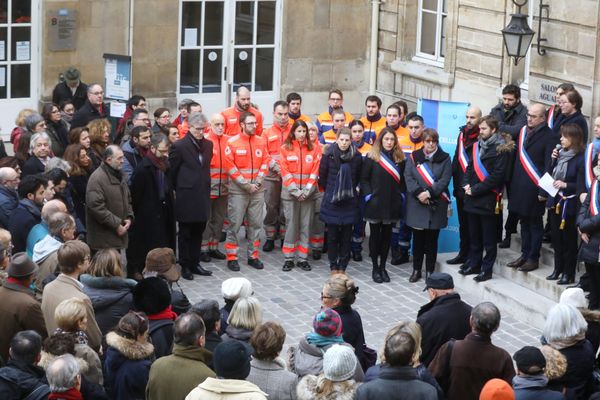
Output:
[{"xmin": 479, "ymin": 379, "xmax": 515, "ymax": 400}]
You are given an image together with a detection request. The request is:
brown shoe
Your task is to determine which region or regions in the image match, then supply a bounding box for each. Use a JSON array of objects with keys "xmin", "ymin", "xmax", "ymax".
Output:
[
  {"xmin": 507, "ymin": 257, "xmax": 526, "ymax": 269},
  {"xmin": 518, "ymin": 260, "xmax": 539, "ymax": 272}
]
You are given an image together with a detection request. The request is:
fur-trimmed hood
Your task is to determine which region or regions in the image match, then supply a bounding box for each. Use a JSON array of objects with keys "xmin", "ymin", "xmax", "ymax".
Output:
[
  {"xmin": 496, "ymin": 132, "xmax": 515, "ymax": 154},
  {"xmin": 105, "ymin": 331, "xmax": 154, "ymax": 360},
  {"xmin": 296, "ymin": 374, "xmax": 359, "ymax": 400},
  {"xmin": 38, "ymin": 351, "xmax": 89, "ymax": 373}
]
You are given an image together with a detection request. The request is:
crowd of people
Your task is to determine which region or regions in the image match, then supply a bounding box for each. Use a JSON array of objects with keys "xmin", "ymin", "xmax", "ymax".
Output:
[{"xmin": 0, "ymin": 66, "xmax": 599, "ymax": 398}]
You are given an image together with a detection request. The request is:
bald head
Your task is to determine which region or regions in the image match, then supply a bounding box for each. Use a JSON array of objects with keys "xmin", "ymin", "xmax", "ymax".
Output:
[
  {"xmin": 41, "ymin": 199, "xmax": 68, "ymax": 223},
  {"xmin": 0, "ymin": 167, "xmax": 18, "ymax": 189},
  {"xmin": 210, "ymin": 114, "xmax": 225, "ymax": 136},
  {"xmin": 466, "ymin": 106, "xmax": 482, "ymax": 128},
  {"xmin": 236, "ymin": 86, "xmax": 251, "ymax": 111},
  {"xmin": 527, "ymin": 103, "xmax": 547, "ymax": 129}
]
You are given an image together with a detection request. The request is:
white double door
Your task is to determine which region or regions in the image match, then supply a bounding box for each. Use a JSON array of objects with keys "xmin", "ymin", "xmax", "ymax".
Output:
[{"xmin": 178, "ymin": 0, "xmax": 282, "ymax": 125}]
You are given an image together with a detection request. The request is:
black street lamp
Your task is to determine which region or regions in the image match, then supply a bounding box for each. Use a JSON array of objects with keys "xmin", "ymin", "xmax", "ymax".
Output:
[{"xmin": 501, "ymin": 0, "xmax": 536, "ymax": 66}]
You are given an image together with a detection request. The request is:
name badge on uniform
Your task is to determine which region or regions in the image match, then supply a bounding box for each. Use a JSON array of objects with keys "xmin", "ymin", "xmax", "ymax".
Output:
[
  {"xmin": 255, "ymin": 149, "xmax": 262, "ymax": 157},
  {"xmin": 287, "ymin": 155, "xmax": 298, "ymax": 161},
  {"xmin": 305, "ymin": 155, "xmax": 313, "ymax": 163},
  {"xmin": 268, "ymin": 135, "xmax": 278, "ymax": 141},
  {"xmin": 236, "ymin": 149, "xmax": 247, "ymax": 155}
]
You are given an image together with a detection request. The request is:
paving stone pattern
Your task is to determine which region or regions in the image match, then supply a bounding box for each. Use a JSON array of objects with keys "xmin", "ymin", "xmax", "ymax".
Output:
[{"xmin": 179, "ymin": 243, "xmax": 542, "ymax": 358}]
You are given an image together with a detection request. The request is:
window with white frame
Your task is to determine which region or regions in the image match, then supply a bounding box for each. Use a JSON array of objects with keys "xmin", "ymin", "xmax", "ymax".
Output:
[{"xmin": 415, "ymin": 0, "xmax": 447, "ymax": 66}]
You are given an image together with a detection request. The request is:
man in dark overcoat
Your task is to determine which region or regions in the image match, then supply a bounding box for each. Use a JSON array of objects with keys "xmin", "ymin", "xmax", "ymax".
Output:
[
  {"xmin": 507, "ymin": 103, "xmax": 559, "ymax": 272},
  {"xmin": 169, "ymin": 112, "xmax": 213, "ymax": 280}
]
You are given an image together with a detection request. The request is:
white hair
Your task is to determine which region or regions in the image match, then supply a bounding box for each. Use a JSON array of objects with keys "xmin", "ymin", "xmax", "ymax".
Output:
[
  {"xmin": 543, "ymin": 303, "xmax": 588, "ymax": 343},
  {"xmin": 45, "ymin": 158, "xmax": 71, "ymax": 173},
  {"xmin": 29, "ymin": 132, "xmax": 51, "ymax": 155},
  {"xmin": 46, "ymin": 354, "xmax": 80, "ymax": 393}
]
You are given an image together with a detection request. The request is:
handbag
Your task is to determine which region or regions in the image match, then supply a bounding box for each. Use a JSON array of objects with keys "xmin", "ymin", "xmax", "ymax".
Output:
[{"xmin": 362, "ymin": 344, "xmax": 377, "ymax": 369}]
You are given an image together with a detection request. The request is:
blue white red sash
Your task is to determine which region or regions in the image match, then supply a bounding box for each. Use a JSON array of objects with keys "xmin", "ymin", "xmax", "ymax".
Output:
[
  {"xmin": 472, "ymin": 142, "xmax": 503, "ymax": 214},
  {"xmin": 378, "ymin": 152, "xmax": 401, "ymax": 184},
  {"xmin": 547, "ymin": 105, "xmax": 555, "ymax": 130},
  {"xmin": 590, "ymin": 180, "xmax": 600, "ymax": 216},
  {"xmin": 410, "ymin": 154, "xmax": 450, "ymax": 202},
  {"xmin": 555, "ymin": 191, "xmax": 576, "ymax": 230},
  {"xmin": 585, "ymin": 142, "xmax": 595, "ymax": 190},
  {"xmin": 457, "ymin": 131, "xmax": 469, "ymax": 173},
  {"xmin": 518, "ymin": 126, "xmax": 542, "ymax": 185}
]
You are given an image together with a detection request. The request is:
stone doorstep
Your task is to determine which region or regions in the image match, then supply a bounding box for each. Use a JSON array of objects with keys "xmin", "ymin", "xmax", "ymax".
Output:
[
  {"xmin": 508, "ymin": 233, "xmax": 555, "ymax": 267},
  {"xmin": 437, "ymin": 255, "xmax": 557, "ymax": 330}
]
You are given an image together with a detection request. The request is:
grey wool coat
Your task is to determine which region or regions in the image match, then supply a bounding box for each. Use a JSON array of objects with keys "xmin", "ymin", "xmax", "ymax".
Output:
[
  {"xmin": 404, "ymin": 147, "xmax": 452, "ymax": 230},
  {"xmin": 246, "ymin": 357, "xmax": 299, "ymax": 400},
  {"xmin": 85, "ymin": 163, "xmax": 134, "ymax": 250}
]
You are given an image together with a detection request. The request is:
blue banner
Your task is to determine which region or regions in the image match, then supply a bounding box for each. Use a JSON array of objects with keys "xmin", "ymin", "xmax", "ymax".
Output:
[{"xmin": 417, "ymin": 99, "xmax": 470, "ymax": 253}]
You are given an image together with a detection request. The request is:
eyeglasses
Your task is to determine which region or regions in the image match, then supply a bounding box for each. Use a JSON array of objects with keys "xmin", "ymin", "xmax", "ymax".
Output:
[
  {"xmin": 329, "ymin": 97, "xmax": 342, "ymax": 102},
  {"xmin": 527, "ymin": 114, "xmax": 543, "ymax": 119},
  {"xmin": 320, "ymin": 293, "xmax": 333, "ymax": 300},
  {"xmin": 159, "ymin": 114, "xmax": 171, "ymax": 119}
]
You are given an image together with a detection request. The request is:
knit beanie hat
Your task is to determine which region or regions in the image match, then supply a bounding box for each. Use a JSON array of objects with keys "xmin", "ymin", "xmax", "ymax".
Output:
[
  {"xmin": 479, "ymin": 378, "xmax": 515, "ymax": 400},
  {"xmin": 213, "ymin": 340, "xmax": 253, "ymax": 379},
  {"xmin": 313, "ymin": 308, "xmax": 342, "ymax": 337},
  {"xmin": 559, "ymin": 288, "xmax": 587, "ymax": 309},
  {"xmin": 323, "ymin": 344, "xmax": 356, "ymax": 382}
]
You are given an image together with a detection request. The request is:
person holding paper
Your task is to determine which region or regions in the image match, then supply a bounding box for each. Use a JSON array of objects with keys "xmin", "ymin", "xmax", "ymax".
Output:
[
  {"xmin": 546, "ymin": 124, "xmax": 584, "ymax": 284},
  {"xmin": 506, "ymin": 103, "xmax": 559, "ymax": 273},
  {"xmin": 461, "ymin": 116, "xmax": 514, "ymax": 282}
]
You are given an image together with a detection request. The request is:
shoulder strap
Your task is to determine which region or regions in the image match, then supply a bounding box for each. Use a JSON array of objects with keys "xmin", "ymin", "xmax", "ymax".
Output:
[
  {"xmin": 149, "ymin": 319, "xmax": 174, "ymax": 335},
  {"xmin": 23, "ymin": 381, "xmax": 50, "ymax": 400}
]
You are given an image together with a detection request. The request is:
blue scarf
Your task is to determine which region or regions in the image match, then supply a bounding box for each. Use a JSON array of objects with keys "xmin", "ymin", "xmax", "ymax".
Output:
[{"xmin": 306, "ymin": 332, "xmax": 345, "ymax": 347}]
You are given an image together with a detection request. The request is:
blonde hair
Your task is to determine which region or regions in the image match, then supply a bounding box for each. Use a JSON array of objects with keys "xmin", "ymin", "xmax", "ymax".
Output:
[
  {"xmin": 324, "ymin": 274, "xmax": 358, "ymax": 306},
  {"xmin": 380, "ymin": 321, "xmax": 422, "ymax": 366},
  {"xmin": 87, "ymin": 119, "xmax": 111, "ymax": 146},
  {"xmin": 54, "ymin": 297, "xmax": 87, "ymax": 332},
  {"xmin": 88, "ymin": 248, "xmax": 124, "ymax": 278},
  {"xmin": 15, "ymin": 109, "xmax": 35, "ymax": 127},
  {"xmin": 228, "ymin": 296, "xmax": 263, "ymax": 331}
]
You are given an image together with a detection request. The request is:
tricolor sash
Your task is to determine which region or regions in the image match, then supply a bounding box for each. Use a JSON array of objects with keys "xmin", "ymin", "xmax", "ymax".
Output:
[
  {"xmin": 410, "ymin": 154, "xmax": 450, "ymax": 202},
  {"xmin": 472, "ymin": 142, "xmax": 503, "ymax": 214},
  {"xmin": 585, "ymin": 142, "xmax": 595, "ymax": 190},
  {"xmin": 590, "ymin": 180, "xmax": 600, "ymax": 216},
  {"xmin": 554, "ymin": 191, "xmax": 576, "ymax": 230},
  {"xmin": 547, "ymin": 105, "xmax": 555, "ymax": 130},
  {"xmin": 518, "ymin": 126, "xmax": 543, "ymax": 185},
  {"xmin": 457, "ymin": 131, "xmax": 469, "ymax": 173},
  {"xmin": 378, "ymin": 152, "xmax": 401, "ymax": 184}
]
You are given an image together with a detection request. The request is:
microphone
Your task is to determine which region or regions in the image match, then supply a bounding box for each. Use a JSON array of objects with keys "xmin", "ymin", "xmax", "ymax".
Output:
[{"xmin": 552, "ymin": 144, "xmax": 561, "ymax": 167}]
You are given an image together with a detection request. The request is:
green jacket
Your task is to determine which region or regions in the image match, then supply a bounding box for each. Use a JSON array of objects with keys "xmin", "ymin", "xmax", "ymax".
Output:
[{"xmin": 146, "ymin": 344, "xmax": 215, "ymax": 400}]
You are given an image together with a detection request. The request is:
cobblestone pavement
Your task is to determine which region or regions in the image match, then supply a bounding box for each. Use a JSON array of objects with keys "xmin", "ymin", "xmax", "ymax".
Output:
[{"xmin": 179, "ymin": 240, "xmax": 542, "ymax": 358}]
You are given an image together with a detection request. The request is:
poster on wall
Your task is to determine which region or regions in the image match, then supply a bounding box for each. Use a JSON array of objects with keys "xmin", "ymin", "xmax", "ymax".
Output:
[
  {"xmin": 102, "ymin": 53, "xmax": 131, "ymax": 101},
  {"xmin": 417, "ymin": 98, "xmax": 470, "ymax": 254}
]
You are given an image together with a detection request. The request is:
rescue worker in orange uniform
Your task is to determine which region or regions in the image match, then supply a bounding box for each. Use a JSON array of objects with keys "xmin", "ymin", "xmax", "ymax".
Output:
[
  {"xmin": 385, "ymin": 104, "xmax": 409, "ymax": 141},
  {"xmin": 286, "ymin": 92, "xmax": 311, "ymax": 124},
  {"xmin": 262, "ymin": 101, "xmax": 292, "ymax": 252},
  {"xmin": 223, "ymin": 112, "xmax": 274, "ymax": 271},
  {"xmin": 280, "ymin": 120, "xmax": 322, "ymax": 272},
  {"xmin": 359, "ymin": 95, "xmax": 386, "ymax": 145},
  {"xmin": 222, "ymin": 86, "xmax": 264, "ymax": 136},
  {"xmin": 316, "ymin": 89, "xmax": 354, "ymax": 144},
  {"xmin": 200, "ymin": 113, "xmax": 229, "ymax": 262}
]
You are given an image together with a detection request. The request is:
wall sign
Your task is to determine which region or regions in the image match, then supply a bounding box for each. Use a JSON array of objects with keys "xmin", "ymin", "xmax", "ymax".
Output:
[
  {"xmin": 48, "ymin": 9, "xmax": 77, "ymax": 51},
  {"xmin": 102, "ymin": 53, "xmax": 131, "ymax": 101}
]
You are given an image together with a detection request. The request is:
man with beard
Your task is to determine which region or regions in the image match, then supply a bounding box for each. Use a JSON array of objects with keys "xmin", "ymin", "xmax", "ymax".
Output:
[
  {"xmin": 86, "ymin": 145, "xmax": 134, "ymax": 252},
  {"xmin": 122, "ymin": 125, "xmax": 152, "ymax": 185},
  {"xmin": 224, "ymin": 112, "xmax": 270, "ymax": 271},
  {"xmin": 170, "ymin": 113, "xmax": 213, "ymax": 280},
  {"xmin": 286, "ymin": 92, "xmax": 311, "ymax": 124},
  {"xmin": 316, "ymin": 89, "xmax": 354, "ymax": 144},
  {"xmin": 359, "ymin": 95, "xmax": 386, "ymax": 144},
  {"xmin": 8, "ymin": 175, "xmax": 46, "ymax": 253},
  {"xmin": 490, "ymin": 84, "xmax": 528, "ymax": 248},
  {"xmin": 128, "ymin": 134, "xmax": 175, "ymax": 280},
  {"xmin": 447, "ymin": 106, "xmax": 482, "ymax": 267},
  {"xmin": 222, "ymin": 86, "xmax": 263, "ymax": 136},
  {"xmin": 262, "ymin": 101, "xmax": 288, "ymax": 252},
  {"xmin": 70, "ymin": 83, "xmax": 108, "ymax": 129}
]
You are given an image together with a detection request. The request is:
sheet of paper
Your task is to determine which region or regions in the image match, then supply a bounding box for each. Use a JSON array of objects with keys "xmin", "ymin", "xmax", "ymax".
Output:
[
  {"xmin": 0, "ymin": 67, "xmax": 5, "ymax": 87},
  {"xmin": 16, "ymin": 41, "xmax": 29, "ymax": 61},
  {"xmin": 109, "ymin": 101, "xmax": 127, "ymax": 118},
  {"xmin": 184, "ymin": 28, "xmax": 197, "ymax": 46},
  {"xmin": 0, "ymin": 41, "xmax": 5, "ymax": 61},
  {"xmin": 538, "ymin": 172, "xmax": 559, "ymax": 198}
]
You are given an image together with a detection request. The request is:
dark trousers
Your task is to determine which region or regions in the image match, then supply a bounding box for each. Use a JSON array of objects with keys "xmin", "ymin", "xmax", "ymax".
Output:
[
  {"xmin": 412, "ymin": 228, "xmax": 440, "ymax": 273},
  {"xmin": 456, "ymin": 196, "xmax": 470, "ymax": 257},
  {"xmin": 351, "ymin": 198, "xmax": 366, "ymax": 253},
  {"xmin": 519, "ymin": 214, "xmax": 544, "ymax": 261},
  {"xmin": 549, "ymin": 212, "xmax": 578, "ymax": 277},
  {"xmin": 369, "ymin": 223, "xmax": 393, "ymax": 267},
  {"xmin": 326, "ymin": 223, "xmax": 352, "ymax": 270},
  {"xmin": 178, "ymin": 221, "xmax": 206, "ymax": 270},
  {"xmin": 586, "ymin": 263, "xmax": 600, "ymax": 310},
  {"xmin": 468, "ymin": 213, "xmax": 498, "ymax": 275}
]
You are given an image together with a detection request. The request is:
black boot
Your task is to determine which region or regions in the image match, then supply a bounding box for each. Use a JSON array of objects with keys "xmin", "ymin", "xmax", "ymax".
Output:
[
  {"xmin": 557, "ymin": 274, "xmax": 575, "ymax": 285},
  {"xmin": 380, "ymin": 265, "xmax": 390, "ymax": 282},
  {"xmin": 546, "ymin": 269, "xmax": 561, "ymax": 280},
  {"xmin": 371, "ymin": 259, "xmax": 383, "ymax": 283},
  {"xmin": 262, "ymin": 239, "xmax": 275, "ymax": 252},
  {"xmin": 498, "ymin": 234, "xmax": 511, "ymax": 249},
  {"xmin": 409, "ymin": 270, "xmax": 422, "ymax": 283},
  {"xmin": 181, "ymin": 266, "xmax": 194, "ymax": 280}
]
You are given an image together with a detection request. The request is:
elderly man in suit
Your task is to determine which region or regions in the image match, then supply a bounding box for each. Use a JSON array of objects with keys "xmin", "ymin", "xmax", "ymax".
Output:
[{"xmin": 169, "ymin": 112, "xmax": 213, "ymax": 280}]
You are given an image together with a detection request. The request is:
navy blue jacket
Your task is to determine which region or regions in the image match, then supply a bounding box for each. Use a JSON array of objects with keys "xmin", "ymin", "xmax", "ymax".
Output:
[
  {"xmin": 546, "ymin": 153, "xmax": 584, "ymax": 217},
  {"xmin": 7, "ymin": 199, "xmax": 42, "ymax": 253},
  {"xmin": 0, "ymin": 186, "xmax": 18, "ymax": 228},
  {"xmin": 508, "ymin": 124, "xmax": 559, "ymax": 217},
  {"xmin": 319, "ymin": 144, "xmax": 362, "ymax": 225},
  {"xmin": 104, "ymin": 342, "xmax": 152, "ymax": 400},
  {"xmin": 553, "ymin": 110, "xmax": 589, "ymax": 142},
  {"xmin": 334, "ymin": 304, "xmax": 367, "ymax": 371}
]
